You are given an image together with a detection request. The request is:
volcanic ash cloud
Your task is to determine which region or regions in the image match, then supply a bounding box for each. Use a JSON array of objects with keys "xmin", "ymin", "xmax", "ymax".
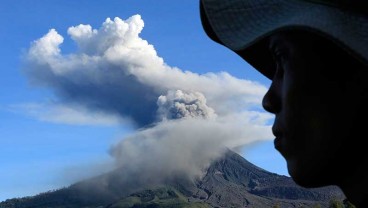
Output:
[{"xmin": 24, "ymin": 15, "xmax": 273, "ymax": 181}]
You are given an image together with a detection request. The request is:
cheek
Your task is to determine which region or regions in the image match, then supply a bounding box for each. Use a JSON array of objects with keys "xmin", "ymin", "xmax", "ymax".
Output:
[
  {"xmin": 284, "ymin": 105, "xmax": 338, "ymax": 156},
  {"xmin": 284, "ymin": 82, "xmax": 360, "ymax": 163},
  {"xmin": 282, "ymin": 81, "xmax": 347, "ymax": 155},
  {"xmin": 283, "ymin": 99, "xmax": 347, "ymax": 185}
]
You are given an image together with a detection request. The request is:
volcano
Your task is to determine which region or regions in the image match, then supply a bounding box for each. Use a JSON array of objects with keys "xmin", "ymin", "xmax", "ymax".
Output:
[{"xmin": 0, "ymin": 150, "xmax": 345, "ymax": 208}]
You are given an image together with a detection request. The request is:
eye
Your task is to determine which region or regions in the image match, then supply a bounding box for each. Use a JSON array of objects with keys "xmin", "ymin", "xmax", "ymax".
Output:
[
  {"xmin": 274, "ymin": 49, "xmax": 287, "ymax": 63},
  {"xmin": 272, "ymin": 49, "xmax": 287, "ymax": 78}
]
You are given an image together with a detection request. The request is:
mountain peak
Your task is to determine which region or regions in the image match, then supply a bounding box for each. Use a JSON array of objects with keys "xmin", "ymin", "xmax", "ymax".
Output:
[{"xmin": 0, "ymin": 149, "xmax": 346, "ymax": 208}]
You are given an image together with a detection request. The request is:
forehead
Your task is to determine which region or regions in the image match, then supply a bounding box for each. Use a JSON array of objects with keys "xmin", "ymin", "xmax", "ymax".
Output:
[
  {"xmin": 267, "ymin": 30, "xmax": 366, "ymax": 78},
  {"xmin": 268, "ymin": 32, "xmax": 290, "ymax": 50},
  {"xmin": 268, "ymin": 30, "xmax": 317, "ymax": 51}
]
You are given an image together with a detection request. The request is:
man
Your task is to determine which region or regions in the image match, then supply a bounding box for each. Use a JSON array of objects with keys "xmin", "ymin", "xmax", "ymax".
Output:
[{"xmin": 200, "ymin": 0, "xmax": 368, "ymax": 207}]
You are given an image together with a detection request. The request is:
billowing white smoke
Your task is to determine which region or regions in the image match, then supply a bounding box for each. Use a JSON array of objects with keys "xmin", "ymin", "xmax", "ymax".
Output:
[
  {"xmin": 110, "ymin": 115, "xmax": 271, "ymax": 182},
  {"xmin": 25, "ymin": 15, "xmax": 266, "ymax": 127},
  {"xmin": 24, "ymin": 15, "xmax": 273, "ymax": 181}
]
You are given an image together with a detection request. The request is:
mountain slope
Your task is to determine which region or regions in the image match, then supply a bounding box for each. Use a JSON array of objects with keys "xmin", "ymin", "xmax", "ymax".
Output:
[
  {"xmin": 185, "ymin": 150, "xmax": 344, "ymax": 207},
  {"xmin": 106, "ymin": 187, "xmax": 211, "ymax": 208},
  {"xmin": 0, "ymin": 150, "xmax": 345, "ymax": 208}
]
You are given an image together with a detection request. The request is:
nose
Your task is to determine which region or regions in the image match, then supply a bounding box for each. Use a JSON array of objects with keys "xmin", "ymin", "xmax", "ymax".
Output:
[{"xmin": 262, "ymin": 81, "xmax": 281, "ymax": 114}]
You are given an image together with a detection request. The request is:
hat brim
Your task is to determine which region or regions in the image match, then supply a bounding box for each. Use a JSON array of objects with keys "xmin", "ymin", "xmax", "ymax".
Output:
[{"xmin": 200, "ymin": 0, "xmax": 368, "ymax": 80}]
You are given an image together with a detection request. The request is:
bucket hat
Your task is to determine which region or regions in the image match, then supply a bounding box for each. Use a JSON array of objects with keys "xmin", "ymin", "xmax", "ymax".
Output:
[{"xmin": 200, "ymin": 0, "xmax": 368, "ymax": 79}]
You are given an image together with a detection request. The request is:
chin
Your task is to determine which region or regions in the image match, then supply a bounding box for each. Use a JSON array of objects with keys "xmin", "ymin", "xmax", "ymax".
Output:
[
  {"xmin": 287, "ymin": 159, "xmax": 331, "ymax": 188},
  {"xmin": 291, "ymin": 174, "xmax": 321, "ymax": 188}
]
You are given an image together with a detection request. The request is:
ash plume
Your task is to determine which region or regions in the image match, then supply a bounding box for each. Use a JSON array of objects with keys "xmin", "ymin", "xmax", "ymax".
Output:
[
  {"xmin": 157, "ymin": 90, "xmax": 216, "ymax": 120},
  {"xmin": 23, "ymin": 15, "xmax": 273, "ymax": 183}
]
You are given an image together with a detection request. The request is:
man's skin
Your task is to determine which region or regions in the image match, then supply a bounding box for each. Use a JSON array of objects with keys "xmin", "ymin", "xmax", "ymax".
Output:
[{"xmin": 261, "ymin": 30, "xmax": 368, "ymax": 207}]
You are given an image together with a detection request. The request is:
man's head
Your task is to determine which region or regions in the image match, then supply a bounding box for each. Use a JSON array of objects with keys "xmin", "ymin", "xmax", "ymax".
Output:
[
  {"xmin": 201, "ymin": 0, "xmax": 368, "ymax": 205},
  {"xmin": 262, "ymin": 29, "xmax": 368, "ymax": 187}
]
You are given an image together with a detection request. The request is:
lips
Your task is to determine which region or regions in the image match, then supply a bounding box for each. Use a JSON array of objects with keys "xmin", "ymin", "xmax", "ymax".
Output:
[
  {"xmin": 274, "ymin": 136, "xmax": 292, "ymax": 159},
  {"xmin": 272, "ymin": 126, "xmax": 287, "ymax": 155},
  {"xmin": 272, "ymin": 124, "xmax": 295, "ymax": 159},
  {"xmin": 272, "ymin": 127, "xmax": 283, "ymax": 144},
  {"xmin": 274, "ymin": 134, "xmax": 297, "ymax": 159}
]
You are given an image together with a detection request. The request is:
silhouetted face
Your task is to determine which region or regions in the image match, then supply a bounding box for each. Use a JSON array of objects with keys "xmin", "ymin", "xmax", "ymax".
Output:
[{"xmin": 262, "ymin": 30, "xmax": 367, "ymax": 188}]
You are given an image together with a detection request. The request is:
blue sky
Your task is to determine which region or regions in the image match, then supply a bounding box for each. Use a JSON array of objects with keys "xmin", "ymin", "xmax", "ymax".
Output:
[{"xmin": 0, "ymin": 0, "xmax": 286, "ymax": 202}]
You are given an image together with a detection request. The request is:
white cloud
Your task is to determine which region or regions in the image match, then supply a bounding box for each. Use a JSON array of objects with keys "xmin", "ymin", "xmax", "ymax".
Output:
[
  {"xmin": 29, "ymin": 29, "xmax": 63, "ymax": 57},
  {"xmin": 13, "ymin": 103, "xmax": 125, "ymax": 126}
]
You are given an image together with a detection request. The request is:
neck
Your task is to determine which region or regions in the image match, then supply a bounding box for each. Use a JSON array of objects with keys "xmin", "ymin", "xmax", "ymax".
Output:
[{"xmin": 339, "ymin": 164, "xmax": 368, "ymax": 207}]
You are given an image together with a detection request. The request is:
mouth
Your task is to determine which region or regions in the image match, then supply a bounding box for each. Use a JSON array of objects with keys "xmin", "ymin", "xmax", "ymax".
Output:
[
  {"xmin": 272, "ymin": 124, "xmax": 298, "ymax": 159},
  {"xmin": 274, "ymin": 136, "xmax": 292, "ymax": 159},
  {"xmin": 272, "ymin": 126, "xmax": 282, "ymax": 145}
]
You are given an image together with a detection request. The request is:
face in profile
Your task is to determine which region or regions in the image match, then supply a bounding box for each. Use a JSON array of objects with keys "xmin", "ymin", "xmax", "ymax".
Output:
[{"xmin": 262, "ymin": 30, "xmax": 367, "ymax": 188}]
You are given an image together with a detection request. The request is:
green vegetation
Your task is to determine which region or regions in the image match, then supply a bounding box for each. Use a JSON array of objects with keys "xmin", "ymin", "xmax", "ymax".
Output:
[
  {"xmin": 107, "ymin": 187, "xmax": 211, "ymax": 208},
  {"xmin": 271, "ymin": 199, "xmax": 355, "ymax": 208},
  {"xmin": 328, "ymin": 199, "xmax": 356, "ymax": 208},
  {"xmin": 329, "ymin": 199, "xmax": 344, "ymax": 208},
  {"xmin": 343, "ymin": 201, "xmax": 356, "ymax": 208}
]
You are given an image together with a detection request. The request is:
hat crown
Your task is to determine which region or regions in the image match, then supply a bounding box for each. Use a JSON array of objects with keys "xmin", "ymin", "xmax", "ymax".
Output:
[{"xmin": 302, "ymin": 0, "xmax": 368, "ymax": 12}]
